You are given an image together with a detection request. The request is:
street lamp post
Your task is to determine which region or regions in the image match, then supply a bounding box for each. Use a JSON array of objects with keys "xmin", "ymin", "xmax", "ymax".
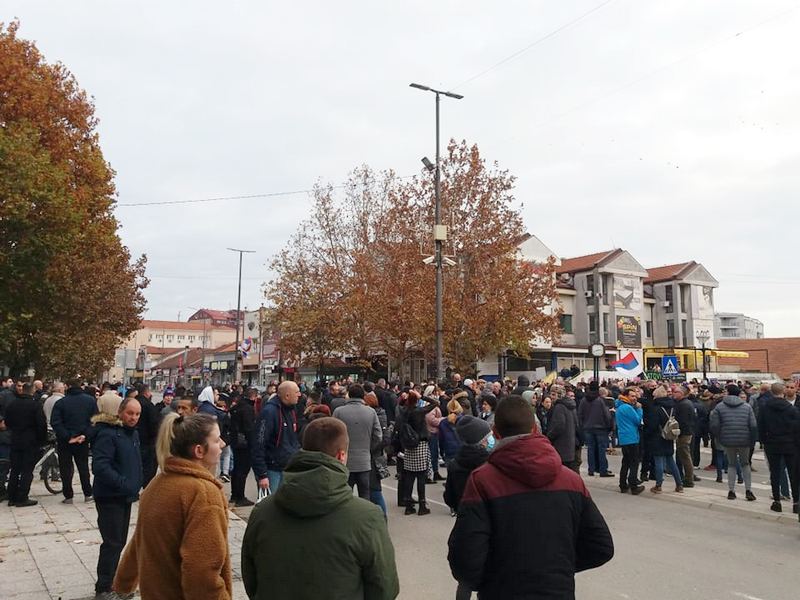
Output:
[
  {"xmin": 696, "ymin": 329, "xmax": 710, "ymax": 382},
  {"xmin": 227, "ymin": 248, "xmax": 255, "ymax": 384},
  {"xmin": 410, "ymin": 82, "xmax": 463, "ymax": 383}
]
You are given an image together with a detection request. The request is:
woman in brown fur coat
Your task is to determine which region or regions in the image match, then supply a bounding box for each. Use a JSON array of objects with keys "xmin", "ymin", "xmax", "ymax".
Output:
[{"xmin": 114, "ymin": 412, "xmax": 232, "ymax": 600}]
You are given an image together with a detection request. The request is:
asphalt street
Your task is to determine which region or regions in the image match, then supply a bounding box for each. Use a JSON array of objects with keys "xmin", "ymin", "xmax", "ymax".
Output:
[{"xmin": 233, "ymin": 458, "xmax": 800, "ymax": 600}]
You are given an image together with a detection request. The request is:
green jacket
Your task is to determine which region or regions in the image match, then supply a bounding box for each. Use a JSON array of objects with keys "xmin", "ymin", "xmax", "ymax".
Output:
[{"xmin": 241, "ymin": 450, "xmax": 399, "ymax": 600}]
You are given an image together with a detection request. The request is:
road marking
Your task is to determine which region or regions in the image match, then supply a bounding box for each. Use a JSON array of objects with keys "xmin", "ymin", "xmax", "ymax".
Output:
[
  {"xmin": 733, "ymin": 593, "xmax": 766, "ymax": 600},
  {"xmin": 382, "ymin": 482, "xmax": 450, "ymax": 509}
]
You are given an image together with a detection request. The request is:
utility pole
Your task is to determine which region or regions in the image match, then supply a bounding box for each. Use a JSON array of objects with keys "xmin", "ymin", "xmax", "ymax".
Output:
[
  {"xmin": 227, "ymin": 247, "xmax": 255, "ymax": 384},
  {"xmin": 410, "ymin": 82, "xmax": 463, "ymax": 383}
]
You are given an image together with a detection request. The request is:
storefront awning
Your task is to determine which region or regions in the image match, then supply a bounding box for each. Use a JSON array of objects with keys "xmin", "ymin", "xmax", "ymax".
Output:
[
  {"xmin": 644, "ymin": 348, "xmax": 749, "ymax": 359},
  {"xmin": 710, "ymin": 350, "xmax": 750, "ymax": 358}
]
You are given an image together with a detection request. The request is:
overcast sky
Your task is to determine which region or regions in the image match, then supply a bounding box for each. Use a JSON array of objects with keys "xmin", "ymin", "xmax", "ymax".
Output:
[{"xmin": 7, "ymin": 1, "xmax": 800, "ymax": 335}]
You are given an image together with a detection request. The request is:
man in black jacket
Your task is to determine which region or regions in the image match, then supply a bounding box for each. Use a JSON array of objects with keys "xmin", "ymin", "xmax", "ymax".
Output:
[
  {"xmin": 135, "ymin": 384, "xmax": 159, "ymax": 487},
  {"xmin": 758, "ymin": 382, "xmax": 800, "ymax": 513},
  {"xmin": 50, "ymin": 380, "xmax": 98, "ymax": 503},
  {"xmin": 229, "ymin": 388, "xmax": 257, "ymax": 506},
  {"xmin": 448, "ymin": 396, "xmax": 613, "ymax": 599},
  {"xmin": 673, "ymin": 387, "xmax": 697, "ymax": 487},
  {"xmin": 0, "ymin": 378, "xmax": 19, "ymax": 502},
  {"xmin": 4, "ymin": 382, "xmax": 47, "ymax": 507}
]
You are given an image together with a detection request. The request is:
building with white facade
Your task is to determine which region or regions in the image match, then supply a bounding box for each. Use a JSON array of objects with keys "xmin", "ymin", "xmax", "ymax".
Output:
[{"xmin": 715, "ymin": 312, "xmax": 764, "ymax": 340}]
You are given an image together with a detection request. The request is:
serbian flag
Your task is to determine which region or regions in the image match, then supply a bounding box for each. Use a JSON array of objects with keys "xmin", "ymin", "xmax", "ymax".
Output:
[
  {"xmin": 611, "ymin": 352, "xmax": 642, "ymax": 375},
  {"xmin": 239, "ymin": 337, "xmax": 252, "ymax": 359}
]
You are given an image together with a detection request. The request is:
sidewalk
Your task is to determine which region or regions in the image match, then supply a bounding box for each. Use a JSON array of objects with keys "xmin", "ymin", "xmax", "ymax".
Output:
[
  {"xmin": 582, "ymin": 446, "xmax": 800, "ymax": 526},
  {"xmin": 0, "ymin": 477, "xmax": 249, "ymax": 600}
]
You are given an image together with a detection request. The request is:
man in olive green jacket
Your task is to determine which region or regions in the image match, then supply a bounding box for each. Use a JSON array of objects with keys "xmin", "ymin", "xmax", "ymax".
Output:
[{"xmin": 242, "ymin": 417, "xmax": 399, "ymax": 600}]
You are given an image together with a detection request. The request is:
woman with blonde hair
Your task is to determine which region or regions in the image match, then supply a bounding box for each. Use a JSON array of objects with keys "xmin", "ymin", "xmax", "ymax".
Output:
[
  {"xmin": 438, "ymin": 400, "xmax": 464, "ymax": 464},
  {"xmin": 113, "ymin": 412, "xmax": 232, "ymax": 600}
]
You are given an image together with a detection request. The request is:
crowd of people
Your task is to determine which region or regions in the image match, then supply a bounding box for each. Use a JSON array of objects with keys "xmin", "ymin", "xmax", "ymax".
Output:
[{"xmin": 1, "ymin": 371, "xmax": 798, "ymax": 599}]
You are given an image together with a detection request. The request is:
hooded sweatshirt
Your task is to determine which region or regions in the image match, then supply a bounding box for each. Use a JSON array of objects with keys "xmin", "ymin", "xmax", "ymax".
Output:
[
  {"xmin": 241, "ymin": 450, "xmax": 399, "ymax": 600},
  {"xmin": 448, "ymin": 434, "xmax": 613, "ymax": 599}
]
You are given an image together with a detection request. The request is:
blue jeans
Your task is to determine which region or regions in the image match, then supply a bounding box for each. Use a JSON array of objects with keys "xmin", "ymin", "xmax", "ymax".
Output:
[
  {"xmin": 654, "ymin": 455, "xmax": 682, "ymax": 487},
  {"xmin": 429, "ymin": 435, "xmax": 441, "ymax": 476},
  {"xmin": 267, "ymin": 469, "xmax": 284, "ymax": 493},
  {"xmin": 715, "ymin": 449, "xmax": 742, "ymax": 480},
  {"xmin": 585, "ymin": 430, "xmax": 609, "ymax": 474},
  {"xmin": 370, "ymin": 489, "xmax": 387, "ymax": 518}
]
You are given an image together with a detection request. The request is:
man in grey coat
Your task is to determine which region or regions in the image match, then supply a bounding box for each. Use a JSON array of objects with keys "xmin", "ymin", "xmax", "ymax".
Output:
[
  {"xmin": 333, "ymin": 384, "xmax": 382, "ymax": 499},
  {"xmin": 709, "ymin": 384, "xmax": 758, "ymax": 501}
]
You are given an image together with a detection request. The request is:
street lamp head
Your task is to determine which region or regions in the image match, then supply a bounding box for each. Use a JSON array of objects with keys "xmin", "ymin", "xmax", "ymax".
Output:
[
  {"xmin": 421, "ymin": 156, "xmax": 435, "ymax": 172},
  {"xmin": 442, "ymin": 90, "xmax": 464, "ymax": 100},
  {"xmin": 409, "ymin": 83, "xmax": 431, "ymax": 91}
]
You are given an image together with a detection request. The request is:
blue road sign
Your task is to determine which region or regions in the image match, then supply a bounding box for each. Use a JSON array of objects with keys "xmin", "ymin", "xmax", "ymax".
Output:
[{"xmin": 662, "ymin": 355, "xmax": 680, "ymax": 377}]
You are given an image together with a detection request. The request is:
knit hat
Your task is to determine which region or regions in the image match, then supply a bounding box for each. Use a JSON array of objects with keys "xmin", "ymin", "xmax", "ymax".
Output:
[
  {"xmin": 517, "ymin": 374, "xmax": 530, "ymax": 387},
  {"xmin": 463, "ymin": 378, "xmax": 474, "ymax": 387},
  {"xmin": 456, "ymin": 415, "xmax": 491, "ymax": 445},
  {"xmin": 163, "ymin": 387, "xmax": 175, "ymax": 397}
]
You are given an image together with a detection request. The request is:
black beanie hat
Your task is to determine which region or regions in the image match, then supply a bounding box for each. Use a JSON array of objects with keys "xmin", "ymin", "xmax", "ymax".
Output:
[{"xmin": 456, "ymin": 415, "xmax": 492, "ymax": 445}]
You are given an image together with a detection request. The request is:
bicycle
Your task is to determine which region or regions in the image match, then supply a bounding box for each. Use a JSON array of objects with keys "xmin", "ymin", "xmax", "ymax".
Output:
[{"xmin": 36, "ymin": 436, "xmax": 62, "ymax": 495}]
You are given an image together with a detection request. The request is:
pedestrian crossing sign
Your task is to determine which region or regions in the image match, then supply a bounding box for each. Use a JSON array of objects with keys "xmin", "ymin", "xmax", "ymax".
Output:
[{"xmin": 662, "ymin": 355, "xmax": 679, "ymax": 376}]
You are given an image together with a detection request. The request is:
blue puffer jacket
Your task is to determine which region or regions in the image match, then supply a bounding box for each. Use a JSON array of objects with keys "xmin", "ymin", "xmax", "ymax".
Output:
[
  {"xmin": 614, "ymin": 399, "xmax": 642, "ymax": 446},
  {"xmin": 251, "ymin": 396, "xmax": 300, "ymax": 478},
  {"xmin": 90, "ymin": 413, "xmax": 143, "ymax": 502}
]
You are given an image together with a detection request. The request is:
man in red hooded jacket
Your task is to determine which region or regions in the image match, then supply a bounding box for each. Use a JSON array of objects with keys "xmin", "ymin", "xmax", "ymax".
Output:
[{"xmin": 447, "ymin": 395, "xmax": 614, "ymax": 599}]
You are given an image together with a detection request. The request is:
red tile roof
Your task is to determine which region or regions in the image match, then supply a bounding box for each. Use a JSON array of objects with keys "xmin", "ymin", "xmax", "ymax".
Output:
[
  {"xmin": 717, "ymin": 338, "xmax": 800, "ymax": 379},
  {"xmin": 153, "ymin": 348, "xmax": 205, "ymax": 370},
  {"xmin": 141, "ymin": 320, "xmax": 211, "ymax": 331},
  {"xmin": 644, "ymin": 262, "xmax": 695, "ymax": 284},
  {"xmin": 556, "ymin": 250, "xmax": 619, "ymax": 274}
]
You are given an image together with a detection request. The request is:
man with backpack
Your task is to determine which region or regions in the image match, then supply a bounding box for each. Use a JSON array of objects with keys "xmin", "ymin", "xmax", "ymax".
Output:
[
  {"xmin": 643, "ymin": 386, "xmax": 683, "ymax": 494},
  {"xmin": 673, "ymin": 387, "xmax": 698, "ymax": 487}
]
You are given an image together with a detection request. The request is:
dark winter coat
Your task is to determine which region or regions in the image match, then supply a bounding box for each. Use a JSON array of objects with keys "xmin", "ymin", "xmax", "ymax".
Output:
[
  {"xmin": 644, "ymin": 397, "xmax": 677, "ymax": 457},
  {"xmin": 692, "ymin": 398, "xmax": 709, "ymax": 437},
  {"xmin": 135, "ymin": 395, "xmax": 160, "ymax": 447},
  {"xmin": 50, "ymin": 387, "xmax": 98, "ymax": 442},
  {"xmin": 709, "ymin": 395, "xmax": 757, "ymax": 448},
  {"xmin": 242, "ymin": 450, "xmax": 399, "ymax": 600},
  {"xmin": 673, "ymin": 397, "xmax": 697, "ymax": 438},
  {"xmin": 251, "ymin": 397, "xmax": 300, "ymax": 478},
  {"xmin": 438, "ymin": 417, "xmax": 462, "ymax": 458},
  {"xmin": 447, "ymin": 434, "xmax": 613, "ymax": 599},
  {"xmin": 90, "ymin": 413, "xmax": 143, "ymax": 502},
  {"xmin": 757, "ymin": 396, "xmax": 800, "ymax": 454},
  {"xmin": 443, "ymin": 443, "xmax": 489, "ymax": 510},
  {"xmin": 376, "ymin": 387, "xmax": 398, "ymax": 423},
  {"xmin": 229, "ymin": 397, "xmax": 256, "ymax": 450},
  {"xmin": 577, "ymin": 394, "xmax": 612, "ymax": 431},
  {"xmin": 546, "ymin": 397, "xmax": 579, "ymax": 464},
  {"xmin": 0, "ymin": 387, "xmax": 17, "ymax": 445},
  {"xmin": 3, "ymin": 393, "xmax": 47, "ymax": 450}
]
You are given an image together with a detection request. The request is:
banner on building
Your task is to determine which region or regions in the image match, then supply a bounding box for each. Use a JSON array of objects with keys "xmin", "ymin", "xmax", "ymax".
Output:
[
  {"xmin": 616, "ymin": 315, "xmax": 642, "ymax": 348},
  {"xmin": 613, "ymin": 276, "xmax": 642, "ymax": 311}
]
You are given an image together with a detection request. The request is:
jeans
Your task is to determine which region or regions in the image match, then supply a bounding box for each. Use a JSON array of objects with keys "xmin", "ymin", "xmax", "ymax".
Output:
[
  {"xmin": 266, "ymin": 469, "xmax": 284, "ymax": 493},
  {"xmin": 724, "ymin": 447, "xmax": 752, "ymax": 491},
  {"xmin": 348, "ymin": 470, "xmax": 371, "ymax": 500},
  {"xmin": 231, "ymin": 447, "xmax": 251, "ymax": 501},
  {"xmin": 370, "ymin": 489, "xmax": 387, "ymax": 518},
  {"xmin": 716, "ymin": 449, "xmax": 742, "ymax": 480},
  {"xmin": 218, "ymin": 446, "xmax": 232, "ymax": 477},
  {"xmin": 766, "ymin": 452, "xmax": 798, "ymax": 503},
  {"xmin": 653, "ymin": 454, "xmax": 682, "ymax": 487},
  {"xmin": 7, "ymin": 446, "xmax": 38, "ymax": 502},
  {"xmin": 691, "ymin": 433, "xmax": 701, "ymax": 467},
  {"xmin": 95, "ymin": 498, "xmax": 132, "ymax": 593},
  {"xmin": 676, "ymin": 435, "xmax": 694, "ymax": 484},
  {"xmin": 619, "ymin": 444, "xmax": 641, "ymax": 489},
  {"xmin": 57, "ymin": 439, "xmax": 92, "ymax": 499},
  {"xmin": 585, "ymin": 430, "xmax": 609, "ymax": 474},
  {"xmin": 429, "ymin": 435, "xmax": 441, "ymax": 476}
]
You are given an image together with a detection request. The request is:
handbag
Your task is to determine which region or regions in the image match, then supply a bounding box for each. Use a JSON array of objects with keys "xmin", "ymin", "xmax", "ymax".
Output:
[{"xmin": 256, "ymin": 485, "xmax": 271, "ymax": 504}]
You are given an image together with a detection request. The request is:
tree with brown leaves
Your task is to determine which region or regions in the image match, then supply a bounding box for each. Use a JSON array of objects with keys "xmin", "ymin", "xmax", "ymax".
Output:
[{"xmin": 0, "ymin": 21, "xmax": 148, "ymax": 378}]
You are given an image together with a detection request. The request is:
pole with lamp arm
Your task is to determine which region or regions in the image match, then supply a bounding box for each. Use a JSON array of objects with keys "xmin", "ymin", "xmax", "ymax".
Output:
[
  {"xmin": 227, "ymin": 248, "xmax": 255, "ymax": 385},
  {"xmin": 696, "ymin": 329, "xmax": 710, "ymax": 382},
  {"xmin": 409, "ymin": 82, "xmax": 463, "ymax": 383}
]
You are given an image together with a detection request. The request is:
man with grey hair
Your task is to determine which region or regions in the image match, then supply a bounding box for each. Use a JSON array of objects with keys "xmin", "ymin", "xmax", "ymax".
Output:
[
  {"xmin": 43, "ymin": 381, "xmax": 66, "ymax": 426},
  {"xmin": 757, "ymin": 381, "xmax": 800, "ymax": 513}
]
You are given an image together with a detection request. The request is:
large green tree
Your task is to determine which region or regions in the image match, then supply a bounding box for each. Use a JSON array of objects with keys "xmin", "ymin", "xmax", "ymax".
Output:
[{"xmin": 0, "ymin": 21, "xmax": 147, "ymax": 378}]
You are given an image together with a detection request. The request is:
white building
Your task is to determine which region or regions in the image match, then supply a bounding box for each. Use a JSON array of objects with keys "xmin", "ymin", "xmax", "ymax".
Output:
[{"xmin": 715, "ymin": 312, "xmax": 764, "ymax": 340}]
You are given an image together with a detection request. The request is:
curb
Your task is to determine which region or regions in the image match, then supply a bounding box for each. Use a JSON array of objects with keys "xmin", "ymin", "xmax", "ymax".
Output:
[{"xmin": 583, "ymin": 476, "xmax": 799, "ymax": 526}]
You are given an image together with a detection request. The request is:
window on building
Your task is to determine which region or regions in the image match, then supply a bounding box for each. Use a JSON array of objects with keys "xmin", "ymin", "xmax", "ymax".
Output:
[
  {"xmin": 559, "ymin": 314, "xmax": 573, "ymax": 334},
  {"xmin": 148, "ymin": 334, "xmax": 153, "ymax": 342},
  {"xmin": 602, "ymin": 275, "xmax": 610, "ymax": 306},
  {"xmin": 645, "ymin": 320, "xmax": 652, "ymax": 338},
  {"xmin": 602, "ymin": 313, "xmax": 609, "ymax": 343},
  {"xmin": 167, "ymin": 334, "xmax": 174, "ymax": 343},
  {"xmin": 681, "ymin": 319, "xmax": 687, "ymax": 345},
  {"xmin": 177, "ymin": 335, "xmax": 184, "ymax": 342},
  {"xmin": 586, "ymin": 276, "xmax": 595, "ymax": 306},
  {"xmin": 667, "ymin": 320, "xmax": 675, "ymax": 347},
  {"xmin": 680, "ymin": 284, "xmax": 689, "ymax": 314},
  {"xmin": 665, "ymin": 286, "xmax": 674, "ymax": 313},
  {"xmin": 188, "ymin": 335, "xmax": 195, "ymax": 343},
  {"xmin": 588, "ymin": 314, "xmax": 597, "ymax": 341},
  {"xmin": 157, "ymin": 334, "xmax": 163, "ymax": 342}
]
